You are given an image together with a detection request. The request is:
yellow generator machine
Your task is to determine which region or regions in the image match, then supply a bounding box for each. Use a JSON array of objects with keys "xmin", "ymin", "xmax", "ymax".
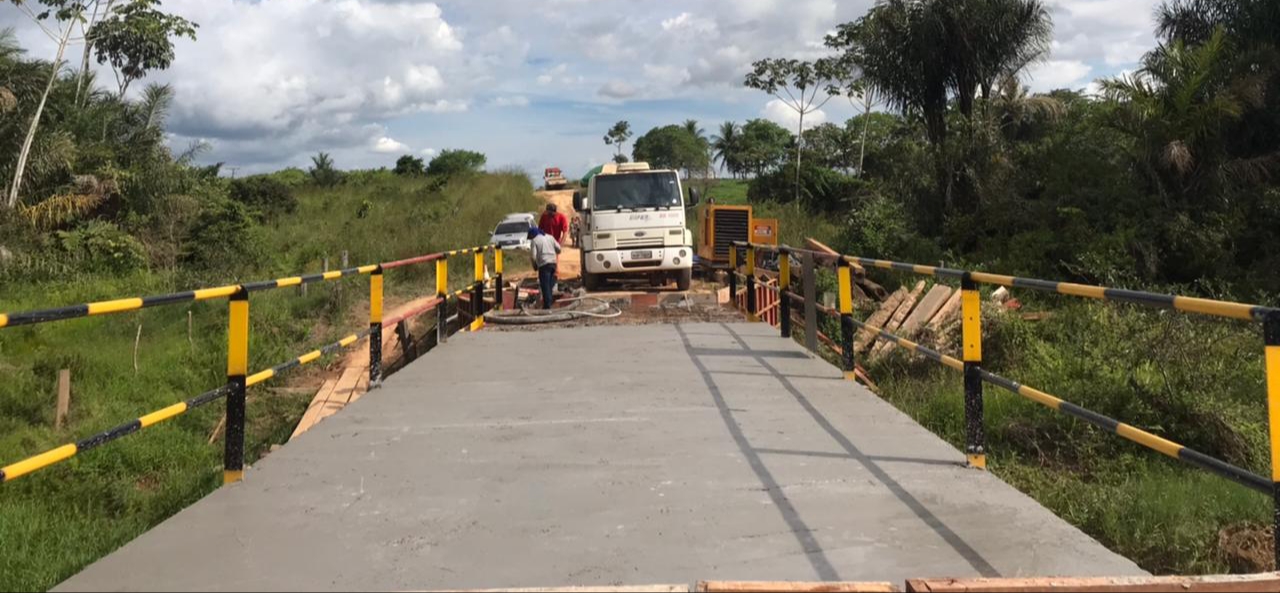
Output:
[{"xmin": 696, "ymin": 204, "xmax": 779, "ymax": 270}]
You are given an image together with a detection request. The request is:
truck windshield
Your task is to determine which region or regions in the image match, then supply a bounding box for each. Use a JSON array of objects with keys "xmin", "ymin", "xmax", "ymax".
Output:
[
  {"xmin": 495, "ymin": 222, "xmax": 530, "ymax": 235},
  {"xmin": 593, "ymin": 172, "xmax": 681, "ymax": 211}
]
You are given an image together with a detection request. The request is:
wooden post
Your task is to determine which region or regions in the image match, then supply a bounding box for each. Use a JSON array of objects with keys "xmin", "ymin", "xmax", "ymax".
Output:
[
  {"xmin": 803, "ymin": 252, "xmax": 817, "ymax": 352},
  {"xmin": 55, "ymin": 369, "xmax": 70, "ymax": 429}
]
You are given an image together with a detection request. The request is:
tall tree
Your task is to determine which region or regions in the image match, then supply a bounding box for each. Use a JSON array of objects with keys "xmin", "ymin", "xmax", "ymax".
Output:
[
  {"xmin": 6, "ymin": 0, "xmax": 87, "ymax": 208},
  {"xmin": 90, "ymin": 0, "xmax": 196, "ymax": 97},
  {"xmin": 744, "ymin": 57, "xmax": 840, "ymax": 202},
  {"xmin": 603, "ymin": 120, "xmax": 632, "ymax": 160},
  {"xmin": 632, "ymin": 124, "xmax": 709, "ymax": 175}
]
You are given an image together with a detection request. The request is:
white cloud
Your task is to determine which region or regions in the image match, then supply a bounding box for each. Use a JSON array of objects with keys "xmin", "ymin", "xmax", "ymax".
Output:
[
  {"xmin": 1025, "ymin": 59, "xmax": 1094, "ymax": 92},
  {"xmin": 420, "ymin": 148, "xmax": 439, "ymax": 157},
  {"xmin": 762, "ymin": 99, "xmax": 828, "ymax": 131},
  {"xmin": 491, "ymin": 95, "xmax": 530, "ymax": 108},
  {"xmin": 373, "ymin": 136, "xmax": 410, "ymax": 154},
  {"xmin": 598, "ymin": 81, "xmax": 639, "ymax": 100}
]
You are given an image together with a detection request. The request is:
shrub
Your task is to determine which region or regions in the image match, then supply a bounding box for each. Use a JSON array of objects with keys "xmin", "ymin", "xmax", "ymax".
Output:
[
  {"xmin": 179, "ymin": 199, "xmax": 264, "ymax": 274},
  {"xmin": 427, "ymin": 149, "xmax": 486, "ymax": 178},
  {"xmin": 228, "ymin": 176, "xmax": 296, "ymax": 220},
  {"xmin": 308, "ymin": 152, "xmax": 344, "ymax": 187},
  {"xmin": 54, "ymin": 221, "xmax": 147, "ymax": 273},
  {"xmin": 748, "ymin": 162, "xmax": 871, "ymax": 213},
  {"xmin": 394, "ymin": 155, "xmax": 426, "ymax": 177}
]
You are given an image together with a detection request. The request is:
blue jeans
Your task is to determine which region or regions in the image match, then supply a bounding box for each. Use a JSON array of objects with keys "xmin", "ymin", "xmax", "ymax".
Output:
[{"xmin": 538, "ymin": 264, "xmax": 558, "ymax": 309}]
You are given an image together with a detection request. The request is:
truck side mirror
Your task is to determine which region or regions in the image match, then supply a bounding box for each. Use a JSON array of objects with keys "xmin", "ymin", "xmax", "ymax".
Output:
[
  {"xmin": 688, "ymin": 187, "xmax": 701, "ymax": 207},
  {"xmin": 573, "ymin": 191, "xmax": 584, "ymax": 212}
]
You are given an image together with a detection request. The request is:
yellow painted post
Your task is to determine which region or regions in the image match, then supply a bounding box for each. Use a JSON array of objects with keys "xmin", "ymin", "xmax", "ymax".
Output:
[
  {"xmin": 369, "ymin": 267, "xmax": 384, "ymax": 387},
  {"xmin": 962, "ymin": 273, "xmax": 986, "ymax": 469},
  {"xmin": 838, "ymin": 262, "xmax": 855, "ymax": 380},
  {"xmin": 436, "ymin": 259, "xmax": 449, "ymax": 345},
  {"xmin": 746, "ymin": 246, "xmax": 758, "ymax": 322},
  {"xmin": 224, "ymin": 288, "xmax": 249, "ymax": 485},
  {"xmin": 470, "ymin": 250, "xmax": 485, "ymax": 331},
  {"xmin": 1265, "ymin": 312, "xmax": 1280, "ymax": 568}
]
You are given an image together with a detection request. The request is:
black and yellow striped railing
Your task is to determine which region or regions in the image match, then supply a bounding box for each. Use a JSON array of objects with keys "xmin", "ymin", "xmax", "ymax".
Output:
[
  {"xmin": 0, "ymin": 244, "xmax": 504, "ymax": 485},
  {"xmin": 730, "ymin": 240, "xmax": 1280, "ymax": 566}
]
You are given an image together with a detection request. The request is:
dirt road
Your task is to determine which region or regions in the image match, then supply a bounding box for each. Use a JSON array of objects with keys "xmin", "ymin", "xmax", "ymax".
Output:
[{"xmin": 534, "ymin": 189, "xmax": 580, "ymax": 280}]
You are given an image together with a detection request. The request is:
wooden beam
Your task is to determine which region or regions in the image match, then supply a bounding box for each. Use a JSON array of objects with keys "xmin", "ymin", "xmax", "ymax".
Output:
[
  {"xmin": 55, "ymin": 369, "xmax": 71, "ymax": 429},
  {"xmin": 698, "ymin": 581, "xmax": 898, "ymax": 592},
  {"xmin": 904, "ymin": 574, "xmax": 1280, "ymax": 593}
]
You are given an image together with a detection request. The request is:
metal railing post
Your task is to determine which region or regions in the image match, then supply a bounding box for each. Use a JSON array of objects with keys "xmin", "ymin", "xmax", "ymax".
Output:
[
  {"xmin": 962, "ymin": 273, "xmax": 986, "ymax": 469},
  {"xmin": 472, "ymin": 250, "xmax": 485, "ymax": 331},
  {"xmin": 1265, "ymin": 311, "xmax": 1280, "ymax": 568},
  {"xmin": 224, "ymin": 288, "xmax": 249, "ymax": 485},
  {"xmin": 779, "ymin": 248, "xmax": 791, "ymax": 339},
  {"xmin": 494, "ymin": 248, "xmax": 504, "ymax": 312},
  {"xmin": 838, "ymin": 260, "xmax": 855, "ymax": 380},
  {"xmin": 728, "ymin": 245, "xmax": 739, "ymax": 310},
  {"xmin": 436, "ymin": 259, "xmax": 448, "ymax": 345},
  {"xmin": 746, "ymin": 245, "xmax": 758, "ymax": 322},
  {"xmin": 369, "ymin": 266, "xmax": 384, "ymax": 388}
]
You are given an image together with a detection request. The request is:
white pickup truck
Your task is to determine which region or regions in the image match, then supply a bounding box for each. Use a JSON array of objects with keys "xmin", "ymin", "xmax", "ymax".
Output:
[{"xmin": 573, "ymin": 162, "xmax": 700, "ymax": 291}]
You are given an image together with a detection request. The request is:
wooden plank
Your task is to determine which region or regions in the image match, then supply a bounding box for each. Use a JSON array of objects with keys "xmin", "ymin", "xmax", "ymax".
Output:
[
  {"xmin": 318, "ymin": 366, "xmax": 365, "ymax": 421},
  {"xmin": 905, "ymin": 573, "xmax": 1280, "ymax": 593},
  {"xmin": 855, "ymin": 288, "xmax": 908, "ymax": 353},
  {"xmin": 870, "ymin": 280, "xmax": 926, "ymax": 358},
  {"xmin": 927, "ymin": 289, "xmax": 963, "ymax": 331},
  {"xmin": 875, "ymin": 281, "xmax": 926, "ymax": 358},
  {"xmin": 878, "ymin": 285, "xmax": 952, "ymax": 356},
  {"xmin": 699, "ymin": 582, "xmax": 898, "ymax": 593},
  {"xmin": 55, "ymin": 369, "xmax": 71, "ymax": 429},
  {"xmin": 291, "ymin": 378, "xmax": 339, "ymax": 439}
]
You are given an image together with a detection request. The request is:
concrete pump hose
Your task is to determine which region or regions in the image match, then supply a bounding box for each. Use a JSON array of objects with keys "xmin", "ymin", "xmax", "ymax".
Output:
[{"xmin": 485, "ymin": 297, "xmax": 623, "ymax": 325}]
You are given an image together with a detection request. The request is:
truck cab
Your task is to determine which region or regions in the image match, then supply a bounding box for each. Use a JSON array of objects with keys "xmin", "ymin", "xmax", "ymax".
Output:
[{"xmin": 573, "ymin": 162, "xmax": 699, "ymax": 291}]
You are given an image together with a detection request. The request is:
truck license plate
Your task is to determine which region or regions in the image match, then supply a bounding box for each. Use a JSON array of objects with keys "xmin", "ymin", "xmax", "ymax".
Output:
[{"xmin": 631, "ymin": 250, "xmax": 654, "ymax": 260}]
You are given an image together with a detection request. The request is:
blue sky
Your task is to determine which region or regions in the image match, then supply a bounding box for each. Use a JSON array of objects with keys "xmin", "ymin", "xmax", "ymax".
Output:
[{"xmin": 2, "ymin": 0, "xmax": 1162, "ymax": 178}]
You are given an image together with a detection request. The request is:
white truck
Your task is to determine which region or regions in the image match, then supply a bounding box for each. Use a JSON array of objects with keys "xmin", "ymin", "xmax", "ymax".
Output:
[{"xmin": 573, "ymin": 162, "xmax": 700, "ymax": 291}]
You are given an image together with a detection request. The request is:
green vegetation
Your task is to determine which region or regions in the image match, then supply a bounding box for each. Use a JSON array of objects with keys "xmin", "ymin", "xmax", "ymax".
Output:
[{"xmin": 868, "ymin": 301, "xmax": 1271, "ymax": 574}]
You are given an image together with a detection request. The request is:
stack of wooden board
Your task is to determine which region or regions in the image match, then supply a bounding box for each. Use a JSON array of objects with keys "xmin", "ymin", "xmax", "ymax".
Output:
[
  {"xmin": 859, "ymin": 281, "xmax": 964, "ymax": 362},
  {"xmin": 290, "ymin": 365, "xmax": 370, "ymax": 439}
]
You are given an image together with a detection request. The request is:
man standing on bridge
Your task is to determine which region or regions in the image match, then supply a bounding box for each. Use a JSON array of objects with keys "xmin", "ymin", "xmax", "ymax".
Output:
[
  {"xmin": 539, "ymin": 203, "xmax": 569, "ymax": 246},
  {"xmin": 528, "ymin": 226, "xmax": 561, "ymax": 309}
]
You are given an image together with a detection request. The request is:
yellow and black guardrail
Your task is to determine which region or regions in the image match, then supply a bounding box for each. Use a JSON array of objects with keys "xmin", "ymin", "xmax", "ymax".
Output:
[
  {"xmin": 730, "ymin": 240, "xmax": 1280, "ymax": 566},
  {"xmin": 0, "ymin": 244, "xmax": 504, "ymax": 485}
]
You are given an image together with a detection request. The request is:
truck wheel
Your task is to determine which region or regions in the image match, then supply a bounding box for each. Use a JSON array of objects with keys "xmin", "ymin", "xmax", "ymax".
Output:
[
  {"xmin": 584, "ymin": 271, "xmax": 602, "ymax": 292},
  {"xmin": 676, "ymin": 268, "xmax": 693, "ymax": 291}
]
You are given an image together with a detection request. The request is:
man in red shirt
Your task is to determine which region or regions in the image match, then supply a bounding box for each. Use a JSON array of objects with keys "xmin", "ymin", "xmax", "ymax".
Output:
[{"xmin": 538, "ymin": 204, "xmax": 569, "ymax": 245}]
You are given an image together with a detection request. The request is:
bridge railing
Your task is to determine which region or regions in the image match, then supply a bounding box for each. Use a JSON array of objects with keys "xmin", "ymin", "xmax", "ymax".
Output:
[
  {"xmin": 0, "ymin": 245, "xmax": 506, "ymax": 485},
  {"xmin": 728, "ymin": 240, "xmax": 1280, "ymax": 566}
]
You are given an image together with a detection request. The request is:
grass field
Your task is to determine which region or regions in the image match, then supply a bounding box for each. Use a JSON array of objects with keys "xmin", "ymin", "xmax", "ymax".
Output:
[{"xmin": 0, "ymin": 171, "xmax": 542, "ymax": 591}]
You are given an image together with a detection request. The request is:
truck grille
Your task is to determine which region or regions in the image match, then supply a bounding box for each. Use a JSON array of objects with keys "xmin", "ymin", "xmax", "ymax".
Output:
[
  {"xmin": 713, "ymin": 210, "xmax": 749, "ymax": 259},
  {"xmin": 617, "ymin": 236, "xmax": 664, "ymax": 249}
]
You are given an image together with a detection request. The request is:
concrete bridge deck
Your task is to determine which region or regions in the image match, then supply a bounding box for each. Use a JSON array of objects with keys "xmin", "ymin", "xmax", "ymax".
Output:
[{"xmin": 57, "ymin": 322, "xmax": 1143, "ymax": 592}]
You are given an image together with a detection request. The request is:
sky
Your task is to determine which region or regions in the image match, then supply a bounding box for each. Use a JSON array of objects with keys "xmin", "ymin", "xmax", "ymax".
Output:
[{"xmin": 2, "ymin": 0, "xmax": 1163, "ymax": 178}]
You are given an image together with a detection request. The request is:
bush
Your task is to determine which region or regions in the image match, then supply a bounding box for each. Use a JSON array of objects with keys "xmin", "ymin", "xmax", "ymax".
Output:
[
  {"xmin": 748, "ymin": 162, "xmax": 871, "ymax": 213},
  {"xmin": 54, "ymin": 221, "xmax": 147, "ymax": 273},
  {"xmin": 179, "ymin": 199, "xmax": 264, "ymax": 274},
  {"xmin": 264, "ymin": 167, "xmax": 309, "ymax": 188},
  {"xmin": 228, "ymin": 176, "xmax": 297, "ymax": 220},
  {"xmin": 394, "ymin": 155, "xmax": 426, "ymax": 177},
  {"xmin": 427, "ymin": 149, "xmax": 486, "ymax": 178}
]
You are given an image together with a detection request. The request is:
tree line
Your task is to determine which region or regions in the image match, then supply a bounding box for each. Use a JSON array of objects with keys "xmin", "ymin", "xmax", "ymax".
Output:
[{"xmin": 614, "ymin": 0, "xmax": 1280, "ymax": 295}]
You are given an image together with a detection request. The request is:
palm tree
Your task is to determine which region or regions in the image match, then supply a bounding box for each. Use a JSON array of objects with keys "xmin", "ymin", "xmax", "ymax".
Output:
[
  {"xmin": 1099, "ymin": 29, "xmax": 1272, "ymax": 204},
  {"xmin": 711, "ymin": 121, "xmax": 742, "ymax": 178}
]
